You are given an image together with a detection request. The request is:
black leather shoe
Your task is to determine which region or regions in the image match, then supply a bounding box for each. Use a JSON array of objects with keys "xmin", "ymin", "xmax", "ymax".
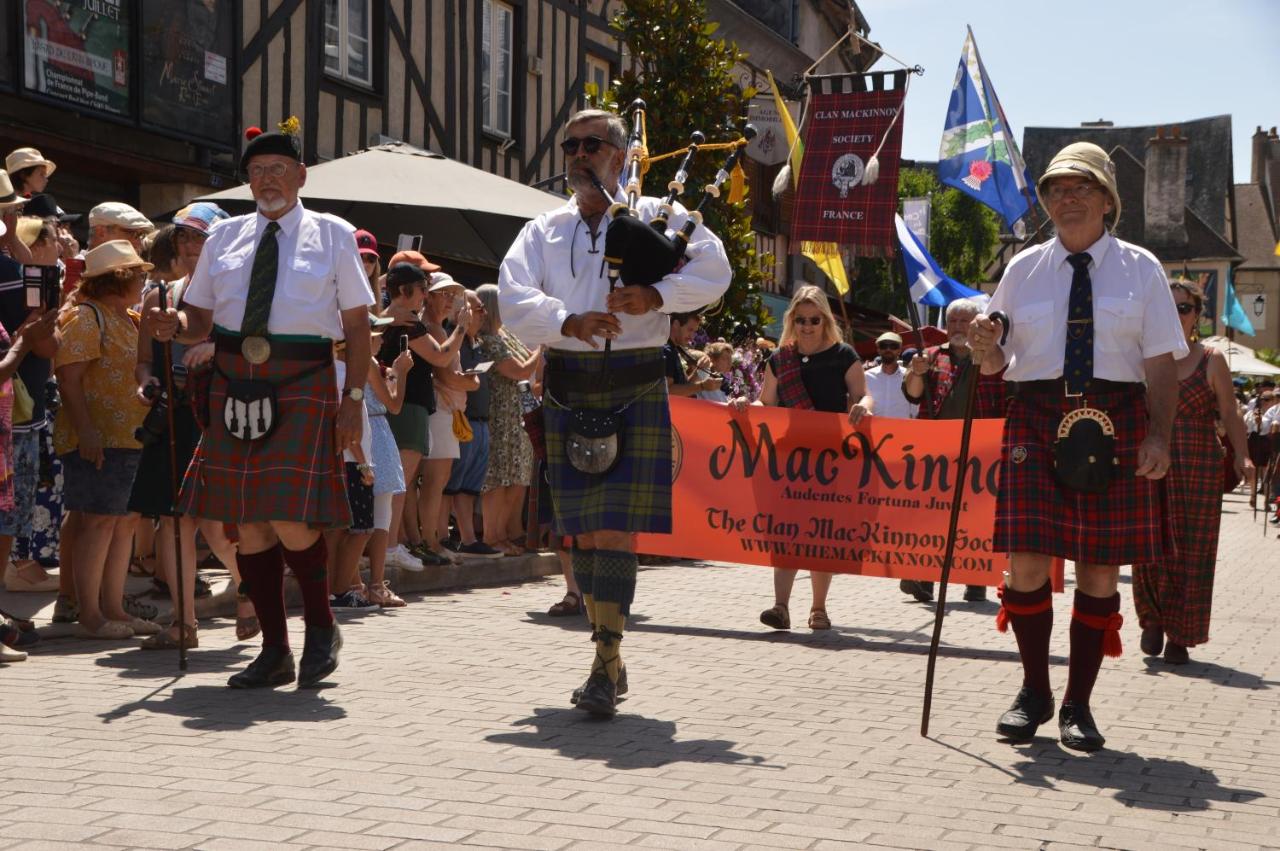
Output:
[
  {"xmin": 1163, "ymin": 641, "xmax": 1189, "ymax": 665},
  {"xmin": 899, "ymin": 579, "xmax": 934, "ymax": 603},
  {"xmin": 996, "ymin": 686, "xmax": 1054, "ymax": 741},
  {"xmin": 571, "ymin": 665, "xmax": 627, "ymax": 705},
  {"xmin": 227, "ymin": 646, "xmax": 296, "ymax": 689},
  {"xmin": 1059, "ymin": 701, "xmax": 1106, "ymax": 752},
  {"xmin": 298, "ymin": 623, "xmax": 342, "ymax": 687},
  {"xmin": 1140, "ymin": 624, "xmax": 1164, "ymax": 657},
  {"xmin": 963, "ymin": 585, "xmax": 987, "ymax": 602},
  {"xmin": 574, "ymin": 673, "xmax": 617, "ymax": 718}
]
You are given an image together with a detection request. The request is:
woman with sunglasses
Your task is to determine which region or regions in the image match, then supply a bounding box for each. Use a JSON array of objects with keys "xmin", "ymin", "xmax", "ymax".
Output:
[
  {"xmin": 1131, "ymin": 280, "xmax": 1249, "ymax": 665},
  {"xmin": 729, "ymin": 285, "xmax": 872, "ymax": 631}
]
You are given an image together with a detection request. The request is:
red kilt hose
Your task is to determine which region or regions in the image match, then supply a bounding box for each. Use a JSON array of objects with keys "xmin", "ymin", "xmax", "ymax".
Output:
[
  {"xmin": 179, "ymin": 342, "xmax": 351, "ymax": 529},
  {"xmin": 995, "ymin": 384, "xmax": 1166, "ymax": 566}
]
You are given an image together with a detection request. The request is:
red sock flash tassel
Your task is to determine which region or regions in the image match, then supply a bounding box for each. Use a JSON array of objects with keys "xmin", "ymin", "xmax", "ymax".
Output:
[
  {"xmin": 1071, "ymin": 609, "xmax": 1124, "ymax": 657},
  {"xmin": 995, "ymin": 584, "xmax": 1053, "ymax": 633}
]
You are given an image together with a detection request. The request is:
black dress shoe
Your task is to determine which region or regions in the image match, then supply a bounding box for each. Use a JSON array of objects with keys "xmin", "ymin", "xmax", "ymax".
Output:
[
  {"xmin": 1140, "ymin": 624, "xmax": 1164, "ymax": 657},
  {"xmin": 963, "ymin": 585, "xmax": 987, "ymax": 602},
  {"xmin": 899, "ymin": 579, "xmax": 934, "ymax": 603},
  {"xmin": 298, "ymin": 623, "xmax": 342, "ymax": 687},
  {"xmin": 996, "ymin": 686, "xmax": 1055, "ymax": 741},
  {"xmin": 574, "ymin": 672, "xmax": 617, "ymax": 718},
  {"xmin": 571, "ymin": 666, "xmax": 627, "ymax": 705},
  {"xmin": 227, "ymin": 646, "xmax": 296, "ymax": 689},
  {"xmin": 1163, "ymin": 641, "xmax": 1189, "ymax": 665},
  {"xmin": 1059, "ymin": 701, "xmax": 1106, "ymax": 752}
]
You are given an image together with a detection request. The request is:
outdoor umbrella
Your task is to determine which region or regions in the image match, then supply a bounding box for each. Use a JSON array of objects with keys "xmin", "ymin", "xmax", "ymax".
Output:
[
  {"xmin": 196, "ymin": 143, "xmax": 564, "ymax": 268},
  {"xmin": 1200, "ymin": 336, "xmax": 1280, "ymax": 377}
]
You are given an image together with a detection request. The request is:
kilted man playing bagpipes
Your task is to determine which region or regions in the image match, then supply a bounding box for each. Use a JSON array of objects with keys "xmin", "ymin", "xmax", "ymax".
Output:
[
  {"xmin": 969, "ymin": 143, "xmax": 1186, "ymax": 751},
  {"xmin": 149, "ymin": 121, "xmax": 374, "ymax": 689},
  {"xmin": 498, "ymin": 105, "xmax": 732, "ymax": 717}
]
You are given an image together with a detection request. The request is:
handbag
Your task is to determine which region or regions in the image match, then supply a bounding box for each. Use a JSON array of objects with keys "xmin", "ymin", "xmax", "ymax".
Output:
[
  {"xmin": 1221, "ymin": 435, "xmax": 1241, "ymax": 493},
  {"xmin": 565, "ymin": 408, "xmax": 623, "ymax": 475},
  {"xmin": 11, "ymin": 377, "xmax": 34, "ymax": 425},
  {"xmin": 1052, "ymin": 407, "xmax": 1119, "ymax": 494},
  {"xmin": 452, "ymin": 409, "xmax": 473, "ymax": 443}
]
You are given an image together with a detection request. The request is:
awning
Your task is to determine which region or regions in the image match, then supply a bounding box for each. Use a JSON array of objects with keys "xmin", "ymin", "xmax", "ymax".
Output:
[{"xmin": 1202, "ymin": 337, "xmax": 1280, "ymax": 376}]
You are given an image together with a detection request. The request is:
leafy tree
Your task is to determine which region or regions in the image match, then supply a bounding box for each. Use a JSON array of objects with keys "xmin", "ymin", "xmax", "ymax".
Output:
[{"xmin": 597, "ymin": 0, "xmax": 771, "ymax": 342}]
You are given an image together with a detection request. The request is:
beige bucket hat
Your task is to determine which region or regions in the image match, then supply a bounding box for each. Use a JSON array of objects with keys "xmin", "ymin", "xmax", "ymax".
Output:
[
  {"xmin": 82, "ymin": 240, "xmax": 154, "ymax": 279},
  {"xmin": 5, "ymin": 147, "xmax": 56, "ymax": 178},
  {"xmin": 1037, "ymin": 142, "xmax": 1121, "ymax": 226}
]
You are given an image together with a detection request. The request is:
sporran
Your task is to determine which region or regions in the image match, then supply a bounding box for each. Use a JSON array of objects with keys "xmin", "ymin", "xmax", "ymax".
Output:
[{"xmin": 1052, "ymin": 407, "xmax": 1118, "ymax": 494}]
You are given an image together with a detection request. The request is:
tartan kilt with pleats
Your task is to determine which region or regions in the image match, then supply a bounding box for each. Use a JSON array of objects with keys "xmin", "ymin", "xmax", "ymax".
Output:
[
  {"xmin": 995, "ymin": 385, "xmax": 1166, "ymax": 565},
  {"xmin": 178, "ymin": 347, "xmax": 351, "ymax": 529},
  {"xmin": 543, "ymin": 348, "xmax": 671, "ymax": 536}
]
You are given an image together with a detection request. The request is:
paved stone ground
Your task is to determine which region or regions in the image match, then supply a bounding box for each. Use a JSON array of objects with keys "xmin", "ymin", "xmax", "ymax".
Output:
[{"xmin": 1, "ymin": 491, "xmax": 1277, "ymax": 850}]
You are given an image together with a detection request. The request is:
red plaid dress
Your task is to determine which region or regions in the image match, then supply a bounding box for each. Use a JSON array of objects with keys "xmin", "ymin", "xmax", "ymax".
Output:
[{"xmin": 1132, "ymin": 351, "xmax": 1223, "ymax": 646}]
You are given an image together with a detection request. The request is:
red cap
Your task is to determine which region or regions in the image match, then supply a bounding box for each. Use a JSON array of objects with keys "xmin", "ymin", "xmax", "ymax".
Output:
[
  {"xmin": 354, "ymin": 229, "xmax": 379, "ymax": 258},
  {"xmin": 387, "ymin": 249, "xmax": 441, "ymax": 273}
]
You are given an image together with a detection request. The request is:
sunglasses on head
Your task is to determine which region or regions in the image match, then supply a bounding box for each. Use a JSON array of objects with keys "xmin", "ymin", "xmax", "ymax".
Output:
[
  {"xmin": 793, "ymin": 316, "xmax": 822, "ymax": 327},
  {"xmin": 560, "ymin": 135, "xmax": 609, "ymax": 155},
  {"xmin": 1176, "ymin": 303, "xmax": 1198, "ymax": 315}
]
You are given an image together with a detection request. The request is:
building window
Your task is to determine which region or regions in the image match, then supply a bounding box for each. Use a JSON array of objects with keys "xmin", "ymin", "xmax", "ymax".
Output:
[
  {"xmin": 482, "ymin": 0, "xmax": 514, "ymax": 137},
  {"xmin": 585, "ymin": 54, "xmax": 610, "ymax": 105},
  {"xmin": 324, "ymin": 0, "xmax": 372, "ymax": 86}
]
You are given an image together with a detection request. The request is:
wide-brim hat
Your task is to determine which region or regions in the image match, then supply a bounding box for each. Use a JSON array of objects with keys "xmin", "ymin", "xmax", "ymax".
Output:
[
  {"xmin": 0, "ymin": 170, "xmax": 27, "ymax": 211},
  {"xmin": 16, "ymin": 216, "xmax": 46, "ymax": 247},
  {"xmin": 5, "ymin": 147, "xmax": 56, "ymax": 178},
  {"xmin": 1038, "ymin": 142, "xmax": 1121, "ymax": 226},
  {"xmin": 427, "ymin": 272, "xmax": 464, "ymax": 294},
  {"xmin": 82, "ymin": 239, "xmax": 154, "ymax": 278}
]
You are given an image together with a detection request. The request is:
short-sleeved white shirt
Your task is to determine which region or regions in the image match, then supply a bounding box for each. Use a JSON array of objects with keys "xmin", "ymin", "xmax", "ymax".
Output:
[
  {"xmin": 183, "ymin": 201, "xmax": 374, "ymax": 340},
  {"xmin": 1263, "ymin": 404, "xmax": 1280, "ymax": 435},
  {"xmin": 988, "ymin": 232, "xmax": 1189, "ymax": 382},
  {"xmin": 863, "ymin": 363, "xmax": 916, "ymax": 418}
]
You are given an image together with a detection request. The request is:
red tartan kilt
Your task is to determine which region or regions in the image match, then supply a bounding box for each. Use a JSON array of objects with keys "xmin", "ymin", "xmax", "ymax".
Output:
[
  {"xmin": 178, "ymin": 349, "xmax": 351, "ymax": 529},
  {"xmin": 995, "ymin": 386, "xmax": 1166, "ymax": 565}
]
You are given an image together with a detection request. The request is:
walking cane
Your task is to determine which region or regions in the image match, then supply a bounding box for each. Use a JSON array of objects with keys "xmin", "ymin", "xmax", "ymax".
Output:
[
  {"xmin": 920, "ymin": 311, "xmax": 1009, "ymax": 737},
  {"xmin": 158, "ymin": 283, "xmax": 188, "ymax": 671}
]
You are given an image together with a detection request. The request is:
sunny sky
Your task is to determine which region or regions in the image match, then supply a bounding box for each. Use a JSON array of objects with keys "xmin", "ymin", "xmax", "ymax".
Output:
[{"xmin": 853, "ymin": 0, "xmax": 1280, "ymax": 184}]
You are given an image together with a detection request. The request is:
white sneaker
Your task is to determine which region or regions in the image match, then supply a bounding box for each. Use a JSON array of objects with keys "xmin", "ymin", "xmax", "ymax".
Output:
[{"xmin": 386, "ymin": 545, "xmax": 423, "ymax": 572}]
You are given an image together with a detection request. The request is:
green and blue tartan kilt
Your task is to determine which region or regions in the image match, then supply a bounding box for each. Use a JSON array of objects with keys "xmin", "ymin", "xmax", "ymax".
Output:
[
  {"xmin": 543, "ymin": 347, "xmax": 671, "ymax": 536},
  {"xmin": 178, "ymin": 343, "xmax": 351, "ymax": 529}
]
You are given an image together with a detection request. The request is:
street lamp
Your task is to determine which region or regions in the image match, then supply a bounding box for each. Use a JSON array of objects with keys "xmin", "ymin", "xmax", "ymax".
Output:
[{"xmin": 1254, "ymin": 294, "xmax": 1265, "ymax": 317}]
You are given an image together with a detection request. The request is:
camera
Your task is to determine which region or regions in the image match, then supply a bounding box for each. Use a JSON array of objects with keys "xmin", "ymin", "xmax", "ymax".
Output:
[{"xmin": 134, "ymin": 383, "xmax": 170, "ymax": 447}]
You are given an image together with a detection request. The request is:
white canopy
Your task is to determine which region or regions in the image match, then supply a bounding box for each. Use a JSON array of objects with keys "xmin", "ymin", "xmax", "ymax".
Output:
[{"xmin": 1201, "ymin": 336, "xmax": 1280, "ymax": 376}]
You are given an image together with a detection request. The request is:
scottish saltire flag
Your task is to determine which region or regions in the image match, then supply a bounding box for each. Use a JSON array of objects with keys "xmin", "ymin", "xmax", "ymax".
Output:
[
  {"xmin": 938, "ymin": 27, "xmax": 1035, "ymax": 231},
  {"xmin": 1221, "ymin": 269, "xmax": 1256, "ymax": 336},
  {"xmin": 895, "ymin": 215, "xmax": 984, "ymax": 307}
]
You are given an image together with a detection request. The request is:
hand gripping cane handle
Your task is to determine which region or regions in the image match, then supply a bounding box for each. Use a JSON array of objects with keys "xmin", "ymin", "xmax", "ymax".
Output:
[{"xmin": 920, "ymin": 311, "xmax": 1009, "ymax": 736}]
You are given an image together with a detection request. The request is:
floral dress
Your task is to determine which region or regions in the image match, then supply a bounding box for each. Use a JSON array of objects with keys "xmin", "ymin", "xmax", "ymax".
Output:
[{"xmin": 479, "ymin": 328, "xmax": 533, "ymax": 491}]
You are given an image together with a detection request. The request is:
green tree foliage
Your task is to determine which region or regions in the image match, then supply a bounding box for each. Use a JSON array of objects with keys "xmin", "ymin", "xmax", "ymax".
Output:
[
  {"xmin": 850, "ymin": 168, "xmax": 1001, "ymax": 318},
  {"xmin": 599, "ymin": 0, "xmax": 771, "ymax": 341}
]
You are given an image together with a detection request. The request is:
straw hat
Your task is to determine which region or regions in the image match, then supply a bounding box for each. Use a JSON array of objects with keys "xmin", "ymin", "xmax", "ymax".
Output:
[
  {"xmin": 5, "ymin": 147, "xmax": 56, "ymax": 178},
  {"xmin": 0, "ymin": 170, "xmax": 27, "ymax": 212},
  {"xmin": 82, "ymin": 240, "xmax": 154, "ymax": 279},
  {"xmin": 1037, "ymin": 142, "xmax": 1121, "ymax": 225}
]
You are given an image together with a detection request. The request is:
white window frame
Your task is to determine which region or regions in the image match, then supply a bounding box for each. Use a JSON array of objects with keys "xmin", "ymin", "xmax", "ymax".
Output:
[
  {"xmin": 482, "ymin": 0, "xmax": 515, "ymax": 138},
  {"xmin": 324, "ymin": 0, "xmax": 373, "ymax": 87},
  {"xmin": 584, "ymin": 54, "xmax": 610, "ymax": 106}
]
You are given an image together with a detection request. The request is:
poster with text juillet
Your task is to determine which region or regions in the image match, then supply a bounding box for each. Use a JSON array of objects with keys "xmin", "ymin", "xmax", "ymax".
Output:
[
  {"xmin": 637, "ymin": 397, "xmax": 1065, "ymax": 591},
  {"xmin": 24, "ymin": 0, "xmax": 131, "ymax": 117}
]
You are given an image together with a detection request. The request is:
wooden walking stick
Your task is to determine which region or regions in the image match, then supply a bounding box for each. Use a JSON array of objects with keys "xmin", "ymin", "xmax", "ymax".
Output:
[
  {"xmin": 158, "ymin": 283, "xmax": 188, "ymax": 671},
  {"xmin": 920, "ymin": 311, "xmax": 1009, "ymax": 737}
]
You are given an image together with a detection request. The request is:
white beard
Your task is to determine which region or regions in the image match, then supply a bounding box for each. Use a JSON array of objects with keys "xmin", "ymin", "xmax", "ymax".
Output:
[{"xmin": 256, "ymin": 195, "xmax": 288, "ymax": 214}]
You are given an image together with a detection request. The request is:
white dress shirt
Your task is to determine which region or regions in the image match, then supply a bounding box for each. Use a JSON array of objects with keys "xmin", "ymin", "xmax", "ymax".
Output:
[
  {"xmin": 864, "ymin": 362, "xmax": 916, "ymax": 418},
  {"xmin": 988, "ymin": 232, "xmax": 1188, "ymax": 382},
  {"xmin": 498, "ymin": 190, "xmax": 732, "ymax": 351},
  {"xmin": 1263, "ymin": 404, "xmax": 1280, "ymax": 435},
  {"xmin": 184, "ymin": 201, "xmax": 373, "ymax": 340}
]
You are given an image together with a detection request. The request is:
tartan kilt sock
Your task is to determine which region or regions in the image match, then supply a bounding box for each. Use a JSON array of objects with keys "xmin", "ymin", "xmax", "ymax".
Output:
[
  {"xmin": 998, "ymin": 581, "xmax": 1054, "ymax": 698},
  {"xmin": 1065, "ymin": 590, "xmax": 1122, "ymax": 706},
  {"xmin": 282, "ymin": 536, "xmax": 336, "ymax": 629},
  {"xmin": 590, "ymin": 549, "xmax": 637, "ymax": 684},
  {"xmin": 571, "ymin": 546, "xmax": 596, "ymax": 629},
  {"xmin": 237, "ymin": 545, "xmax": 288, "ymax": 649}
]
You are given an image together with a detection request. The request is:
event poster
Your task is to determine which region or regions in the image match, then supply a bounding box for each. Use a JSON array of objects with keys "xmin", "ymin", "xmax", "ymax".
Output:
[
  {"xmin": 791, "ymin": 70, "xmax": 907, "ymax": 258},
  {"xmin": 140, "ymin": 0, "xmax": 235, "ymax": 144},
  {"xmin": 637, "ymin": 398, "xmax": 1064, "ymax": 590},
  {"xmin": 23, "ymin": 0, "xmax": 131, "ymax": 117}
]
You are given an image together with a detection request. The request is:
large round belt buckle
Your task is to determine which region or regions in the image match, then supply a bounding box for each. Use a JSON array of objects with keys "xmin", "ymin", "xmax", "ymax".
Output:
[{"xmin": 241, "ymin": 335, "xmax": 271, "ymax": 365}]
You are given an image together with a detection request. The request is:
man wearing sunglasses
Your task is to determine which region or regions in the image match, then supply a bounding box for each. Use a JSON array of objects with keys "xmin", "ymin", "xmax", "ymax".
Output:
[
  {"xmin": 862, "ymin": 332, "xmax": 914, "ymax": 419},
  {"xmin": 498, "ymin": 108, "xmax": 731, "ymax": 718}
]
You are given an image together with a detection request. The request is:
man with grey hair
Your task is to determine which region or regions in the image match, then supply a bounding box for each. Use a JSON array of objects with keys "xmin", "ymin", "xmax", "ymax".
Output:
[{"xmin": 900, "ymin": 296, "xmax": 1009, "ymax": 604}]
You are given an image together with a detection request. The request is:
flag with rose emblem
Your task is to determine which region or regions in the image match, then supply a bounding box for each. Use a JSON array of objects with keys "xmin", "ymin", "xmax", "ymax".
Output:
[{"xmin": 937, "ymin": 27, "xmax": 1035, "ymax": 232}]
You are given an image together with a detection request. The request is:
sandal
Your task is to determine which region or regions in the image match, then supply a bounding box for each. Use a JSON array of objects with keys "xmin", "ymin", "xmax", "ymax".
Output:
[
  {"xmin": 759, "ymin": 604, "xmax": 790, "ymax": 630},
  {"xmin": 808, "ymin": 608, "xmax": 831, "ymax": 630},
  {"xmin": 235, "ymin": 594, "xmax": 260, "ymax": 642},
  {"xmin": 548, "ymin": 591, "xmax": 582, "ymax": 617},
  {"xmin": 140, "ymin": 623, "xmax": 198, "ymax": 650},
  {"xmin": 122, "ymin": 594, "xmax": 159, "ymax": 620},
  {"xmin": 128, "ymin": 557, "xmax": 156, "ymax": 578}
]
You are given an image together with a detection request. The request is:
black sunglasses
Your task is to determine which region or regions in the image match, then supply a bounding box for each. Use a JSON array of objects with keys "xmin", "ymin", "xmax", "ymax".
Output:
[
  {"xmin": 793, "ymin": 316, "xmax": 822, "ymax": 326},
  {"xmin": 1176, "ymin": 303, "xmax": 1198, "ymax": 315},
  {"xmin": 877, "ymin": 341, "xmax": 901, "ymax": 350},
  {"xmin": 561, "ymin": 135, "xmax": 608, "ymax": 155}
]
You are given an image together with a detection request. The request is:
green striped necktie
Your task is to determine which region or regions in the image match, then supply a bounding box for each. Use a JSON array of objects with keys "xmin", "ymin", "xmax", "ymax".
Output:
[{"xmin": 242, "ymin": 221, "xmax": 281, "ymax": 337}]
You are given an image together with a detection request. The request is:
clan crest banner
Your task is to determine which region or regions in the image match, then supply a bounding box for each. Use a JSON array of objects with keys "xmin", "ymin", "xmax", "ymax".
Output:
[{"xmin": 791, "ymin": 70, "xmax": 907, "ymax": 257}]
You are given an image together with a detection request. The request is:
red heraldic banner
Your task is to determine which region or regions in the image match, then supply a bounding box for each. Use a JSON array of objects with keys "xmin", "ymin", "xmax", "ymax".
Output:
[
  {"xmin": 790, "ymin": 70, "xmax": 908, "ymax": 257},
  {"xmin": 637, "ymin": 398, "xmax": 1065, "ymax": 591}
]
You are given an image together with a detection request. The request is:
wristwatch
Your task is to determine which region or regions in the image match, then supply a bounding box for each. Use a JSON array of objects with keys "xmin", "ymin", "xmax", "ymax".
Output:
[{"xmin": 343, "ymin": 387, "xmax": 364, "ymax": 402}]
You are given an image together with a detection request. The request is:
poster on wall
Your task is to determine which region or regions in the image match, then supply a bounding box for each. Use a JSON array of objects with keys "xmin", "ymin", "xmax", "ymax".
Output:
[
  {"xmin": 23, "ymin": 0, "xmax": 131, "ymax": 117},
  {"xmin": 140, "ymin": 0, "xmax": 235, "ymax": 144}
]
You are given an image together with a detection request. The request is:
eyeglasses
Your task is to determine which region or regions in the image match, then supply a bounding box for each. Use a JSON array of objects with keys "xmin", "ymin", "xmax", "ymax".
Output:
[
  {"xmin": 246, "ymin": 162, "xmax": 291, "ymax": 180},
  {"xmin": 1176, "ymin": 303, "xmax": 1198, "ymax": 315},
  {"xmin": 560, "ymin": 135, "xmax": 609, "ymax": 155},
  {"xmin": 1043, "ymin": 183, "xmax": 1103, "ymax": 203},
  {"xmin": 793, "ymin": 316, "xmax": 823, "ymax": 327},
  {"xmin": 877, "ymin": 342, "xmax": 901, "ymax": 350}
]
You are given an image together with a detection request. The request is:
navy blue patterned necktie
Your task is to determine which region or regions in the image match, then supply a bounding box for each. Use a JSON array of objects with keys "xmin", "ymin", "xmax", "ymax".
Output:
[{"xmin": 1064, "ymin": 252, "xmax": 1094, "ymax": 395}]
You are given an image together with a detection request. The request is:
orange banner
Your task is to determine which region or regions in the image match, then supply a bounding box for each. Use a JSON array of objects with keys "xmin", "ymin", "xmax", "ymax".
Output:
[{"xmin": 638, "ymin": 398, "xmax": 1063, "ymax": 590}]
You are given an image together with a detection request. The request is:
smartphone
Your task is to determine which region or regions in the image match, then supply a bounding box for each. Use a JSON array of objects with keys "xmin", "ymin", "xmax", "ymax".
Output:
[
  {"xmin": 461, "ymin": 360, "xmax": 494, "ymax": 376},
  {"xmin": 399, "ymin": 334, "xmax": 409, "ymax": 354},
  {"xmin": 23, "ymin": 265, "xmax": 60, "ymax": 310},
  {"xmin": 396, "ymin": 233, "xmax": 423, "ymax": 253}
]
